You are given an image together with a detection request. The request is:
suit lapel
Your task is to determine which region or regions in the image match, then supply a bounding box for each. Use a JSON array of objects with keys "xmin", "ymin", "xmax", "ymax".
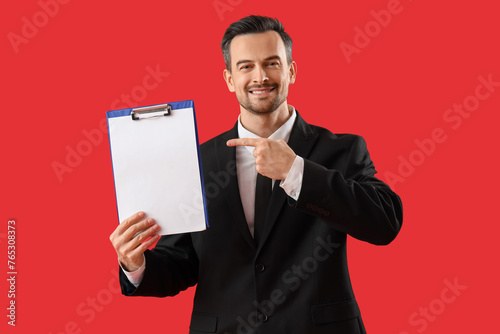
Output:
[
  {"xmin": 256, "ymin": 111, "xmax": 318, "ymax": 252},
  {"xmin": 286, "ymin": 111, "xmax": 319, "ymax": 160},
  {"xmin": 214, "ymin": 123, "xmax": 257, "ymax": 249}
]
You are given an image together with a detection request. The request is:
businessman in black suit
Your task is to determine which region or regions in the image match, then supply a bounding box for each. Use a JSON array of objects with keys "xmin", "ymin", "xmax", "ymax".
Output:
[{"xmin": 110, "ymin": 15, "xmax": 403, "ymax": 334}]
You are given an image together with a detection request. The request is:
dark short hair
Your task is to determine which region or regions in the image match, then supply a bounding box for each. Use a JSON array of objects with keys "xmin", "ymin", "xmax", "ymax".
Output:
[{"xmin": 221, "ymin": 15, "xmax": 293, "ymax": 71}]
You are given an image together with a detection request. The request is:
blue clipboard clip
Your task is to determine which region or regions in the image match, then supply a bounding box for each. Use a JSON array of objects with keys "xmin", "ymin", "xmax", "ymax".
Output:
[{"xmin": 131, "ymin": 103, "xmax": 172, "ymax": 120}]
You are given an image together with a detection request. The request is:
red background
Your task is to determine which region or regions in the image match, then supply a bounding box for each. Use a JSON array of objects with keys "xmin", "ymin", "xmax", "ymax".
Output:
[{"xmin": 2, "ymin": 0, "xmax": 499, "ymax": 333}]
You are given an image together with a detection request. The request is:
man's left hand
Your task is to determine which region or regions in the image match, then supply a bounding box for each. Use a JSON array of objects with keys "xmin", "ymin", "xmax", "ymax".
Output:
[{"xmin": 227, "ymin": 138, "xmax": 296, "ymax": 180}]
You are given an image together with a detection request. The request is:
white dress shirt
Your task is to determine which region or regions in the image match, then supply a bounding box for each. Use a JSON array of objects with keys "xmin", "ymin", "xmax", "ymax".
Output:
[
  {"xmin": 236, "ymin": 107, "xmax": 303, "ymax": 237},
  {"xmin": 123, "ymin": 107, "xmax": 305, "ymax": 287}
]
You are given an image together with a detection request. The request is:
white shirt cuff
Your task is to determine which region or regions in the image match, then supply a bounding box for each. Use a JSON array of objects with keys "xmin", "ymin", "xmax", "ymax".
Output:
[
  {"xmin": 280, "ymin": 156, "xmax": 304, "ymax": 201},
  {"xmin": 119, "ymin": 254, "xmax": 146, "ymax": 288}
]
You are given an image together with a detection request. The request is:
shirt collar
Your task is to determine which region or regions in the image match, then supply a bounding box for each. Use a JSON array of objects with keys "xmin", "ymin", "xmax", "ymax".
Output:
[{"xmin": 237, "ymin": 106, "xmax": 297, "ymax": 154}]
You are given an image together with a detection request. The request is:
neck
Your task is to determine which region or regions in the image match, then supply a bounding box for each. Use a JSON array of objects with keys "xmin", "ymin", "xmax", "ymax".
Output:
[{"xmin": 240, "ymin": 103, "xmax": 292, "ymax": 138}]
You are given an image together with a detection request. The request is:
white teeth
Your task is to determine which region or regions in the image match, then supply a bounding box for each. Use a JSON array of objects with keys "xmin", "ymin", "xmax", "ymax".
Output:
[{"xmin": 251, "ymin": 89, "xmax": 272, "ymax": 94}]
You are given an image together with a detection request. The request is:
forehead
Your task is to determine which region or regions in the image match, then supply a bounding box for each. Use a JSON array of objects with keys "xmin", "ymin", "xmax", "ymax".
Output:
[{"xmin": 229, "ymin": 31, "xmax": 286, "ymax": 64}]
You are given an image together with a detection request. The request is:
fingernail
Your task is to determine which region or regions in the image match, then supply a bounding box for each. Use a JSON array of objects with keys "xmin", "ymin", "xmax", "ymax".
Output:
[
  {"xmin": 138, "ymin": 211, "xmax": 144, "ymax": 217},
  {"xmin": 147, "ymin": 218, "xmax": 154, "ymax": 224}
]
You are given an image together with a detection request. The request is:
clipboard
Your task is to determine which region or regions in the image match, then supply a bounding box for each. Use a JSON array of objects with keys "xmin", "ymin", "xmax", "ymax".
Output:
[{"xmin": 106, "ymin": 100, "xmax": 208, "ymax": 235}]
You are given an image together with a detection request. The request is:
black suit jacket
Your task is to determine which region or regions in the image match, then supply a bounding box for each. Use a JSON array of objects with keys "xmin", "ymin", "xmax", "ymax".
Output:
[{"xmin": 119, "ymin": 112, "xmax": 403, "ymax": 334}]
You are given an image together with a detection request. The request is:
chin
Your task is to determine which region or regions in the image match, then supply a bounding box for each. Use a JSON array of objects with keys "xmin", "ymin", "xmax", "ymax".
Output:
[{"xmin": 247, "ymin": 104, "xmax": 279, "ymax": 115}]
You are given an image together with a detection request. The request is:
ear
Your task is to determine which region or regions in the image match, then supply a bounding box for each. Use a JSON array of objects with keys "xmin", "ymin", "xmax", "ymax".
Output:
[
  {"xmin": 223, "ymin": 68, "xmax": 235, "ymax": 92},
  {"xmin": 289, "ymin": 61, "xmax": 297, "ymax": 84}
]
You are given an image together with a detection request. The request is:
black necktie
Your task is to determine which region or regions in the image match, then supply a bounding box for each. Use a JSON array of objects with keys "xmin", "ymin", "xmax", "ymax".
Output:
[{"xmin": 254, "ymin": 173, "xmax": 272, "ymax": 243}]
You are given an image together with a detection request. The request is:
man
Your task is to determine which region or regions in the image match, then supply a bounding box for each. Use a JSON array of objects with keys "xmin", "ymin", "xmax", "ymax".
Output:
[{"xmin": 110, "ymin": 15, "xmax": 403, "ymax": 334}]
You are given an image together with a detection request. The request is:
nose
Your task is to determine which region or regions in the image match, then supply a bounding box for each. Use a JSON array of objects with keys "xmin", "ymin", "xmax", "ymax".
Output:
[{"xmin": 253, "ymin": 66, "xmax": 269, "ymax": 83}]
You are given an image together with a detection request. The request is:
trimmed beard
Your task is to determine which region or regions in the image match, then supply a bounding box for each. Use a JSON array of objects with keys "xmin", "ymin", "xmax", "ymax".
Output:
[{"xmin": 237, "ymin": 84, "xmax": 288, "ymax": 115}]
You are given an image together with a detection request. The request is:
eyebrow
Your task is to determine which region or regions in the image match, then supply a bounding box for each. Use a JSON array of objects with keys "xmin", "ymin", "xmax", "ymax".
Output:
[{"xmin": 235, "ymin": 55, "xmax": 282, "ymax": 68}]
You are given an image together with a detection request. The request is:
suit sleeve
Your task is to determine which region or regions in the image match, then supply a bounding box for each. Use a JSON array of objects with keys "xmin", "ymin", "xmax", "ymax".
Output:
[
  {"xmin": 119, "ymin": 232, "xmax": 199, "ymax": 297},
  {"xmin": 292, "ymin": 135, "xmax": 403, "ymax": 245}
]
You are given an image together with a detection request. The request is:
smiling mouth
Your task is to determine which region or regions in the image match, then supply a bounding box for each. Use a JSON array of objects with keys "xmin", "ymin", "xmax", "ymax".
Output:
[{"xmin": 249, "ymin": 87, "xmax": 275, "ymax": 95}]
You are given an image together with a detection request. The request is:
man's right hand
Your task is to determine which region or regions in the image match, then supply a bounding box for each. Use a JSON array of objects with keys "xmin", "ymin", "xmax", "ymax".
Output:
[{"xmin": 109, "ymin": 211, "xmax": 160, "ymax": 272}]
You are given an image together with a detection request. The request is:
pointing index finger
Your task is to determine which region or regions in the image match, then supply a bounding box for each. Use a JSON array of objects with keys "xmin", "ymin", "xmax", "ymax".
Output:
[{"xmin": 226, "ymin": 138, "xmax": 262, "ymax": 147}]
